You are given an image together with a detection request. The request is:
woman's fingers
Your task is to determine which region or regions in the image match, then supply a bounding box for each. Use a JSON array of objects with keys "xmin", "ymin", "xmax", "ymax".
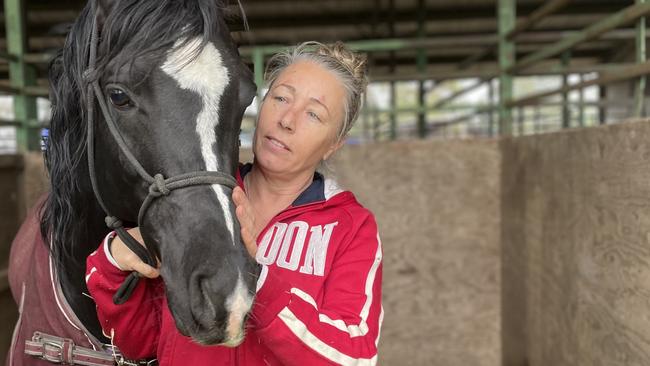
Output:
[
  {"xmin": 233, "ymin": 187, "xmax": 259, "ymax": 258},
  {"xmin": 232, "ymin": 186, "xmax": 246, "ymax": 206},
  {"xmin": 233, "ymin": 188, "xmax": 255, "ymax": 230},
  {"xmin": 110, "ymin": 226, "xmax": 160, "ymax": 277},
  {"xmin": 130, "ymin": 260, "xmax": 160, "ymax": 279}
]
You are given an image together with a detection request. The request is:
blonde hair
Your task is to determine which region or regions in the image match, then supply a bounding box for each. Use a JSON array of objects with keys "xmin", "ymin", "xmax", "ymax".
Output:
[{"xmin": 264, "ymin": 41, "xmax": 368, "ymax": 141}]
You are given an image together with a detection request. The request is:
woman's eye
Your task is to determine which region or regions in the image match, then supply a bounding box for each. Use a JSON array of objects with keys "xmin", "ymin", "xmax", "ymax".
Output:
[
  {"xmin": 273, "ymin": 95, "xmax": 286, "ymax": 103},
  {"xmin": 307, "ymin": 111, "xmax": 321, "ymax": 121},
  {"xmin": 108, "ymin": 88, "xmax": 132, "ymax": 109}
]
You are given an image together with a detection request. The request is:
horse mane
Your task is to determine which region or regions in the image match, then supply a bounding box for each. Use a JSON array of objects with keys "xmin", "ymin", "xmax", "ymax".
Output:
[{"xmin": 40, "ymin": 0, "xmax": 230, "ymax": 268}]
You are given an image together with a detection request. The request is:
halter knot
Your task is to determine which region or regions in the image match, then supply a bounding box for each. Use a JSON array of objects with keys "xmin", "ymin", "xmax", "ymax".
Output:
[
  {"xmin": 149, "ymin": 174, "xmax": 170, "ymax": 197},
  {"xmin": 83, "ymin": 68, "xmax": 99, "ymax": 84},
  {"xmin": 105, "ymin": 216, "xmax": 123, "ymax": 229}
]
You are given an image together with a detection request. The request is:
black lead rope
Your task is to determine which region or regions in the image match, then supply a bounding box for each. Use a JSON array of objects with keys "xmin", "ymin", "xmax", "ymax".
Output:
[{"xmin": 83, "ymin": 14, "xmax": 238, "ymax": 305}]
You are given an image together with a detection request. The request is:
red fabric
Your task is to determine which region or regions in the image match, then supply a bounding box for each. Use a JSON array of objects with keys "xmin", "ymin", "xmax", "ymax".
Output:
[
  {"xmin": 86, "ymin": 174, "xmax": 383, "ymax": 366},
  {"xmin": 6, "ymin": 195, "xmax": 110, "ymax": 366}
]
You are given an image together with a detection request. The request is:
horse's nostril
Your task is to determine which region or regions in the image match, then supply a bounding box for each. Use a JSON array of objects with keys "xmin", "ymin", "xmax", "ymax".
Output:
[{"xmin": 191, "ymin": 276, "xmax": 216, "ymax": 318}]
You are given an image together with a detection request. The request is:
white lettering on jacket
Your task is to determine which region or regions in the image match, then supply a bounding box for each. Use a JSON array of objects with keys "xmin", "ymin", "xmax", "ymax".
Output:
[{"xmin": 256, "ymin": 221, "xmax": 338, "ymax": 276}]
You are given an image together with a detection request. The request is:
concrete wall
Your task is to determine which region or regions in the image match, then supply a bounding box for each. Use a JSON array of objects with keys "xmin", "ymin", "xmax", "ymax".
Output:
[
  {"xmin": 330, "ymin": 140, "xmax": 502, "ymax": 366},
  {"xmin": 501, "ymin": 120, "xmax": 650, "ymax": 366},
  {"xmin": 8, "ymin": 120, "xmax": 650, "ymax": 366}
]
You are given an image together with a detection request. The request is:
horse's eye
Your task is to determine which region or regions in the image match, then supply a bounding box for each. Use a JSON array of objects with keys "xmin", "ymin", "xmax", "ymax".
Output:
[{"xmin": 108, "ymin": 88, "xmax": 132, "ymax": 109}]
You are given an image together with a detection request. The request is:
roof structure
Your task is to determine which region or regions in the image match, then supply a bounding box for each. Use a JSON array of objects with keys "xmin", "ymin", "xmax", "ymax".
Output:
[
  {"xmin": 0, "ymin": 0, "xmax": 648, "ymax": 149},
  {"xmin": 0, "ymin": 0, "xmax": 633, "ymax": 83}
]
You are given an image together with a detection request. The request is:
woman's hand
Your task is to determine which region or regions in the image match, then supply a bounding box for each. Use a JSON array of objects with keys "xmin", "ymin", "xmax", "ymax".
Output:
[
  {"xmin": 233, "ymin": 186, "xmax": 258, "ymax": 258},
  {"xmin": 110, "ymin": 227, "xmax": 160, "ymax": 279}
]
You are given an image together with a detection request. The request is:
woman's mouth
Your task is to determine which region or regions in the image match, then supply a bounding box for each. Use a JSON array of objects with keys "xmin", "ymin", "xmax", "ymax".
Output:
[{"xmin": 266, "ymin": 136, "xmax": 290, "ymax": 151}]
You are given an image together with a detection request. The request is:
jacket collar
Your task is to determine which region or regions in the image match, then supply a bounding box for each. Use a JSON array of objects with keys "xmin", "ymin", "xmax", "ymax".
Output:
[{"xmin": 238, "ymin": 163, "xmax": 327, "ymax": 207}]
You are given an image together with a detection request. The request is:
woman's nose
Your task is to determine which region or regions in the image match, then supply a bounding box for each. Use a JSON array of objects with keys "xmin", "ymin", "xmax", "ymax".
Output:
[
  {"xmin": 278, "ymin": 110, "xmax": 296, "ymax": 131},
  {"xmin": 279, "ymin": 119, "xmax": 293, "ymax": 131}
]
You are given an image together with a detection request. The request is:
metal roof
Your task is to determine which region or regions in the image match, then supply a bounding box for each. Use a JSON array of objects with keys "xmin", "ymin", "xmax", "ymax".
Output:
[{"xmin": 0, "ymin": 0, "xmax": 633, "ymax": 84}]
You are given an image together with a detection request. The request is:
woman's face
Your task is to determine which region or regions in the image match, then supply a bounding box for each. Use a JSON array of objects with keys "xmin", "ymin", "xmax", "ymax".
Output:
[{"xmin": 253, "ymin": 61, "xmax": 346, "ymax": 177}]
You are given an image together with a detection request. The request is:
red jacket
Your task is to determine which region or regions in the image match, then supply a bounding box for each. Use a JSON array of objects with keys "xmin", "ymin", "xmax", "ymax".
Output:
[{"xmin": 86, "ymin": 165, "xmax": 384, "ymax": 365}]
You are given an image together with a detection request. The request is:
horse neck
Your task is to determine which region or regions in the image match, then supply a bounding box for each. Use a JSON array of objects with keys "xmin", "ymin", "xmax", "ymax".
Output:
[{"xmin": 52, "ymin": 194, "xmax": 110, "ymax": 342}]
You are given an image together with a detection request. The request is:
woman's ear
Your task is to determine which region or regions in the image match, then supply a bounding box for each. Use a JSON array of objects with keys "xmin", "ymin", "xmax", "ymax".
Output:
[{"xmin": 323, "ymin": 139, "xmax": 346, "ymax": 161}]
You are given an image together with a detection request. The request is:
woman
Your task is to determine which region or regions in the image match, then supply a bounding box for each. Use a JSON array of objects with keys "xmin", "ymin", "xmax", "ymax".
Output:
[{"xmin": 86, "ymin": 41, "xmax": 383, "ymax": 365}]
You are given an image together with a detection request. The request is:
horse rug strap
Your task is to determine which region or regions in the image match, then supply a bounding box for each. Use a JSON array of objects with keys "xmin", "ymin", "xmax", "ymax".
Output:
[{"xmin": 25, "ymin": 332, "xmax": 158, "ymax": 366}]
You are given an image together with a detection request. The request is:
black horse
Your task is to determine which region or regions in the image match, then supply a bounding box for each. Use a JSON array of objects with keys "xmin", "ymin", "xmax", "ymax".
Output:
[{"xmin": 8, "ymin": 0, "xmax": 258, "ymax": 364}]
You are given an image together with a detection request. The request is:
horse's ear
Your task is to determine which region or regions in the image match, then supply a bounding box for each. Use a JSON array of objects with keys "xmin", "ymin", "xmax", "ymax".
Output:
[{"xmin": 95, "ymin": 0, "xmax": 117, "ymax": 27}]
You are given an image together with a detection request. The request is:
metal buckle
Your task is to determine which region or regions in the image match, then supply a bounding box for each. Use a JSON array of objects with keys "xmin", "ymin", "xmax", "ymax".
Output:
[{"xmin": 41, "ymin": 339, "xmax": 65, "ymax": 363}]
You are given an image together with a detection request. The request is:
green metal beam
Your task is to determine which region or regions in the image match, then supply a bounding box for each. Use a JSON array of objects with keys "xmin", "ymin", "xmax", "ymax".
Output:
[
  {"xmin": 506, "ymin": 0, "xmax": 572, "ymax": 41},
  {"xmin": 424, "ymin": 0, "xmax": 571, "ymax": 99},
  {"xmin": 509, "ymin": 2, "xmax": 650, "ymax": 73},
  {"xmin": 498, "ymin": 0, "xmax": 515, "ymax": 136},
  {"xmin": 239, "ymin": 36, "xmax": 499, "ymax": 58},
  {"xmin": 635, "ymin": 0, "xmax": 647, "ymax": 118},
  {"xmin": 431, "ymin": 78, "xmax": 486, "ymax": 110},
  {"xmin": 5, "ymin": 0, "xmax": 39, "ymax": 152},
  {"xmin": 371, "ymin": 62, "xmax": 626, "ymax": 82},
  {"xmin": 365, "ymin": 100, "xmax": 631, "ymax": 115},
  {"xmin": 0, "ymin": 118, "xmax": 43, "ymax": 128},
  {"xmin": 508, "ymin": 61, "xmax": 650, "ymax": 108}
]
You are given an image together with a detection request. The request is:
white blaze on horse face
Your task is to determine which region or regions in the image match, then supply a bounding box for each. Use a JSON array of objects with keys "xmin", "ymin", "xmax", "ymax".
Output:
[
  {"xmin": 222, "ymin": 273, "xmax": 253, "ymax": 346},
  {"xmin": 161, "ymin": 37, "xmax": 235, "ymax": 244}
]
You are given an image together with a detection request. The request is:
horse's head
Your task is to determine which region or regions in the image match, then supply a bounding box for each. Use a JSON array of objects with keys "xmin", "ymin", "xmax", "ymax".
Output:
[{"xmin": 50, "ymin": 0, "xmax": 258, "ymax": 345}]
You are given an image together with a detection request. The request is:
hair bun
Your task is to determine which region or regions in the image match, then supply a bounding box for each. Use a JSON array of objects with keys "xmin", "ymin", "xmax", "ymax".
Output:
[{"xmin": 316, "ymin": 41, "xmax": 368, "ymax": 91}]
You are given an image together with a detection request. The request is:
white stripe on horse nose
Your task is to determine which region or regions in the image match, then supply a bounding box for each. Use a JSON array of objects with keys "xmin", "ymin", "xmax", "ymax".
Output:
[
  {"xmin": 223, "ymin": 273, "xmax": 253, "ymax": 346},
  {"xmin": 161, "ymin": 38, "xmax": 236, "ymax": 244}
]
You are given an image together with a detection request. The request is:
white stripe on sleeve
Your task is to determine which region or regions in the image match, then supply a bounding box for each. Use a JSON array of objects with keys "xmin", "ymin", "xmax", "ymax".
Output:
[{"xmin": 278, "ymin": 308, "xmax": 378, "ymax": 366}]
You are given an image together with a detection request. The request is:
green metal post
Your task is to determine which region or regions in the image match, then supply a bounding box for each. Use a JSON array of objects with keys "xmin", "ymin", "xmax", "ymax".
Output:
[
  {"xmin": 498, "ymin": 0, "xmax": 515, "ymax": 136},
  {"xmin": 252, "ymin": 48, "xmax": 265, "ymax": 101},
  {"xmin": 578, "ymin": 74, "xmax": 585, "ymax": 126},
  {"xmin": 373, "ymin": 104, "xmax": 380, "ymax": 141},
  {"xmin": 635, "ymin": 0, "xmax": 647, "ymax": 118},
  {"xmin": 599, "ymin": 86, "xmax": 607, "ymax": 125},
  {"xmin": 517, "ymin": 107, "xmax": 524, "ymax": 136},
  {"xmin": 389, "ymin": 81, "xmax": 397, "ymax": 140},
  {"xmin": 362, "ymin": 91, "xmax": 370, "ymax": 142},
  {"xmin": 416, "ymin": 0, "xmax": 427, "ymax": 138},
  {"xmin": 5, "ymin": 0, "xmax": 38, "ymax": 152},
  {"xmin": 561, "ymin": 51, "xmax": 571, "ymax": 128},
  {"xmin": 488, "ymin": 78, "xmax": 494, "ymax": 136}
]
